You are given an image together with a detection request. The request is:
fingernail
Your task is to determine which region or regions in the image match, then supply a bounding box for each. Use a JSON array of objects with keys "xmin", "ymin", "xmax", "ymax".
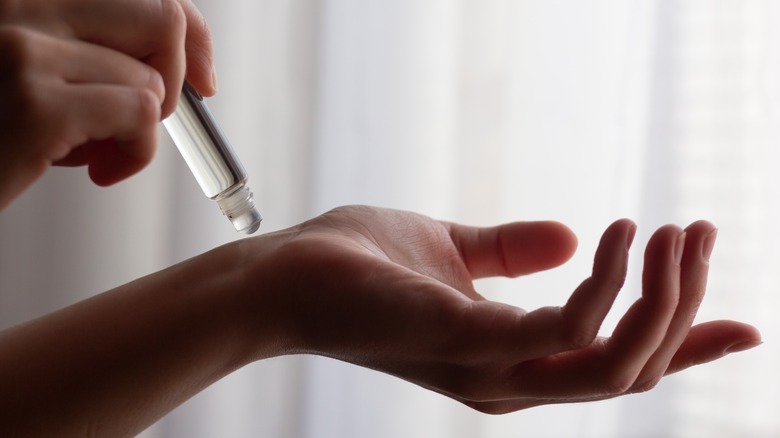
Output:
[
  {"xmin": 211, "ymin": 65, "xmax": 219, "ymax": 93},
  {"xmin": 626, "ymin": 223, "xmax": 637, "ymax": 250},
  {"xmin": 725, "ymin": 340, "xmax": 763, "ymax": 354},
  {"xmin": 674, "ymin": 232, "xmax": 687, "ymax": 265},
  {"xmin": 702, "ymin": 228, "xmax": 718, "ymax": 261}
]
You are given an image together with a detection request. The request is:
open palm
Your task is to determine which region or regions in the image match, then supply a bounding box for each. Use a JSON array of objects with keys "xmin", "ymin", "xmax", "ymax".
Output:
[{"xmin": 254, "ymin": 205, "xmax": 760, "ymax": 413}]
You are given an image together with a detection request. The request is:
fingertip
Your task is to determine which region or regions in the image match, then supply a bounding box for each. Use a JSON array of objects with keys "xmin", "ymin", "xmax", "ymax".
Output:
[
  {"xmin": 684, "ymin": 219, "xmax": 716, "ymax": 234},
  {"xmin": 514, "ymin": 221, "xmax": 579, "ymax": 273},
  {"xmin": 729, "ymin": 322, "xmax": 763, "ymax": 347},
  {"xmin": 182, "ymin": 33, "xmax": 217, "ymax": 97},
  {"xmin": 147, "ymin": 68, "xmax": 166, "ymax": 108},
  {"xmin": 154, "ymin": 0, "xmax": 188, "ymax": 118},
  {"xmin": 449, "ymin": 220, "xmax": 580, "ymax": 279},
  {"xmin": 725, "ymin": 339, "xmax": 763, "ymax": 354},
  {"xmin": 544, "ymin": 221, "xmax": 579, "ymax": 262},
  {"xmin": 184, "ymin": 59, "xmax": 217, "ymax": 98},
  {"xmin": 86, "ymin": 139, "xmax": 155, "ymax": 186},
  {"xmin": 159, "ymin": 84, "xmax": 182, "ymax": 120},
  {"xmin": 180, "ymin": 0, "xmax": 217, "ymax": 96},
  {"xmin": 667, "ymin": 320, "xmax": 763, "ymax": 374},
  {"xmin": 604, "ymin": 218, "xmax": 637, "ymax": 247},
  {"xmin": 644, "ymin": 223, "xmax": 685, "ymax": 260},
  {"xmin": 590, "ymin": 219, "xmax": 637, "ymax": 276},
  {"xmin": 680, "ymin": 220, "xmax": 718, "ymax": 263}
]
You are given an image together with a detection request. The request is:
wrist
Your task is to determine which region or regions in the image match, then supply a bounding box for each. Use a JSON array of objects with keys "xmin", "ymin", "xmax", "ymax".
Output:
[{"xmin": 225, "ymin": 230, "xmax": 301, "ymax": 362}]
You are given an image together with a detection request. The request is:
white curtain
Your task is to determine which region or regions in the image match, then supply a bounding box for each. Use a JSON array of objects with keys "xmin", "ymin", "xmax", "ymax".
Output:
[{"xmin": 1, "ymin": 0, "xmax": 778, "ymax": 436}]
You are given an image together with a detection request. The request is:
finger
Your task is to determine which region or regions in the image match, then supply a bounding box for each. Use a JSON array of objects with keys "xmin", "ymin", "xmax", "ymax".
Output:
[
  {"xmin": 128, "ymin": 0, "xmax": 186, "ymax": 118},
  {"xmin": 503, "ymin": 219, "xmax": 634, "ymax": 360},
  {"xmin": 87, "ymin": 138, "xmax": 157, "ymax": 186},
  {"xmin": 447, "ymin": 221, "xmax": 578, "ymax": 279},
  {"xmin": 0, "ymin": 26, "xmax": 161, "ymax": 180},
  {"xmin": 54, "ymin": 84, "xmax": 161, "ymax": 184},
  {"xmin": 664, "ymin": 320, "xmax": 762, "ymax": 375},
  {"xmin": 55, "ymin": 139, "xmax": 159, "ymax": 185},
  {"xmin": 498, "ymin": 225, "xmax": 684, "ymax": 400},
  {"xmin": 447, "ymin": 220, "xmax": 634, "ymax": 369},
  {"xmin": 630, "ymin": 221, "xmax": 716, "ymax": 390},
  {"xmin": 58, "ymin": 0, "xmax": 187, "ymax": 116},
  {"xmin": 598, "ymin": 225, "xmax": 685, "ymax": 388},
  {"xmin": 45, "ymin": 37, "xmax": 164, "ymax": 171},
  {"xmin": 177, "ymin": 0, "xmax": 217, "ymax": 96},
  {"xmin": 559, "ymin": 219, "xmax": 636, "ymax": 348},
  {"xmin": 37, "ymin": 34, "xmax": 165, "ymax": 102}
]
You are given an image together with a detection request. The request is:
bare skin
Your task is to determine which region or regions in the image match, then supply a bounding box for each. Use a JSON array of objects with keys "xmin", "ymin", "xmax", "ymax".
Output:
[
  {"xmin": 0, "ymin": 0, "xmax": 214, "ymax": 208},
  {"xmin": 0, "ymin": 205, "xmax": 761, "ymax": 436},
  {"xmin": 0, "ymin": 1, "xmax": 762, "ymax": 436}
]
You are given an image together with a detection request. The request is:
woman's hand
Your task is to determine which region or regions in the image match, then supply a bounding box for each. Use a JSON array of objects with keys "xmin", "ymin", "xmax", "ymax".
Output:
[
  {"xmin": 250, "ymin": 205, "xmax": 761, "ymax": 413},
  {"xmin": 0, "ymin": 0, "xmax": 215, "ymax": 209},
  {"xmin": 0, "ymin": 205, "xmax": 760, "ymax": 436}
]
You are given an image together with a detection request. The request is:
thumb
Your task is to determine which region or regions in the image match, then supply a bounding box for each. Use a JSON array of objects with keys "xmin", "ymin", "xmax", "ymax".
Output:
[
  {"xmin": 447, "ymin": 220, "xmax": 578, "ymax": 279},
  {"xmin": 178, "ymin": 0, "xmax": 217, "ymax": 97}
]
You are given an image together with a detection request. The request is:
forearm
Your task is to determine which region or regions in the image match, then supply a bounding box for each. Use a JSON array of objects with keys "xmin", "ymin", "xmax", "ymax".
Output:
[
  {"xmin": 0, "ymin": 239, "xmax": 274, "ymax": 438},
  {"xmin": 0, "ymin": 205, "xmax": 762, "ymax": 436}
]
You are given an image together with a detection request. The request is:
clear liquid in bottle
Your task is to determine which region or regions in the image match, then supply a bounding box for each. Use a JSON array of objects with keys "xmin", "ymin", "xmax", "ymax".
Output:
[{"xmin": 163, "ymin": 82, "xmax": 262, "ymax": 234}]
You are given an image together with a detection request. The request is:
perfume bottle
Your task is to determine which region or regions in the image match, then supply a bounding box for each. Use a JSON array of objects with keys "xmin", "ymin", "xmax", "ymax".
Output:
[{"xmin": 163, "ymin": 82, "xmax": 262, "ymax": 234}]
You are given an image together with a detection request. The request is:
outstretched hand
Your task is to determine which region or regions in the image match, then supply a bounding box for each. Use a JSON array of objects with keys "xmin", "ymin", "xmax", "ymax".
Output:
[
  {"xmin": 250, "ymin": 206, "xmax": 761, "ymax": 413},
  {"xmin": 0, "ymin": 205, "xmax": 762, "ymax": 436}
]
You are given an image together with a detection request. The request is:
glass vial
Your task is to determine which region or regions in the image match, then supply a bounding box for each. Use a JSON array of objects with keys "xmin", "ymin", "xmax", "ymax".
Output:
[{"xmin": 163, "ymin": 82, "xmax": 262, "ymax": 234}]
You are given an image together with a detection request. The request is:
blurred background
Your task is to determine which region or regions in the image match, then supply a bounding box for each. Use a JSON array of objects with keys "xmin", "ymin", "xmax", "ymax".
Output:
[{"xmin": 1, "ymin": 0, "xmax": 778, "ymax": 436}]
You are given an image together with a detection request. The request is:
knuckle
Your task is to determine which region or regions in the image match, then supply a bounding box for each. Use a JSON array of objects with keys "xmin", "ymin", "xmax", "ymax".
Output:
[
  {"xmin": 595, "ymin": 271, "xmax": 627, "ymax": 293},
  {"xmin": 146, "ymin": 68, "xmax": 166, "ymax": 102},
  {"xmin": 0, "ymin": 27, "xmax": 50, "ymax": 136},
  {"xmin": 561, "ymin": 318, "xmax": 598, "ymax": 350},
  {"xmin": 597, "ymin": 369, "xmax": 636, "ymax": 395},
  {"xmin": 631, "ymin": 376, "xmax": 662, "ymax": 394},
  {"xmin": 0, "ymin": 26, "xmax": 35, "ymax": 78},
  {"xmin": 158, "ymin": 0, "xmax": 187, "ymax": 32},
  {"xmin": 134, "ymin": 87, "xmax": 162, "ymax": 124},
  {"xmin": 562, "ymin": 327, "xmax": 596, "ymax": 351}
]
